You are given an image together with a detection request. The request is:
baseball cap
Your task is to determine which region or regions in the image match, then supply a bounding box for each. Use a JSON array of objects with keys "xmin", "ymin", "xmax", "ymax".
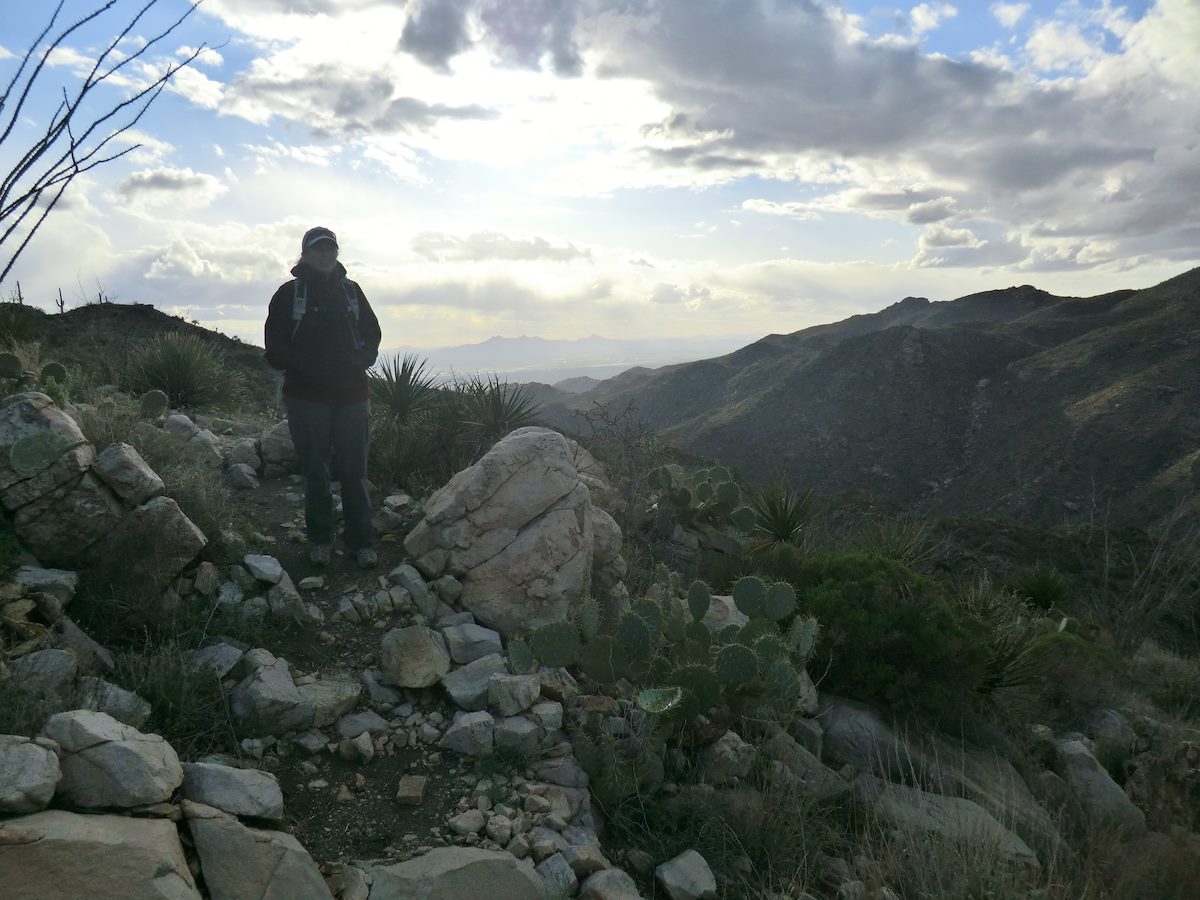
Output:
[{"xmin": 302, "ymin": 226, "xmax": 338, "ymax": 253}]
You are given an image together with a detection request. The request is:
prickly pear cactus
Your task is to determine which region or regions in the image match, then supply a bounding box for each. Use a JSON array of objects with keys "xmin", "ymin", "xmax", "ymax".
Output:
[
  {"xmin": 39, "ymin": 362, "xmax": 67, "ymax": 384},
  {"xmin": 637, "ymin": 686, "xmax": 683, "ymax": 715},
  {"xmin": 762, "ymin": 582, "xmax": 796, "ymax": 622},
  {"xmin": 763, "ymin": 656, "xmax": 803, "ymax": 702},
  {"xmin": 753, "ymin": 634, "xmax": 789, "ymax": 672},
  {"xmin": 529, "ymin": 622, "xmax": 581, "ymax": 668},
  {"xmin": 731, "ymin": 505, "xmax": 756, "ymax": 530},
  {"xmin": 578, "ymin": 596, "xmax": 601, "ymax": 641},
  {"xmin": 687, "ymin": 580, "xmax": 710, "ymax": 622},
  {"xmin": 616, "ymin": 612, "xmax": 653, "ymax": 661},
  {"xmin": 579, "ymin": 635, "xmax": 624, "ymax": 684},
  {"xmin": 632, "ymin": 599, "xmax": 663, "ymax": 644},
  {"xmin": 671, "ymin": 663, "xmax": 722, "ymax": 715},
  {"xmin": 715, "ymin": 642, "xmax": 758, "ymax": 686},
  {"xmin": 507, "ymin": 637, "xmax": 535, "ymax": 675},
  {"xmin": 0, "ymin": 352, "xmax": 21, "ymax": 379},
  {"xmin": 732, "ymin": 576, "xmax": 767, "ymax": 618},
  {"xmin": 139, "ymin": 389, "xmax": 169, "ymax": 419},
  {"xmin": 786, "ymin": 615, "xmax": 820, "ymax": 661}
]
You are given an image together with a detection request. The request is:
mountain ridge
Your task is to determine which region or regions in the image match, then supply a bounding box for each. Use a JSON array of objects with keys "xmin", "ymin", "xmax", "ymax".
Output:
[{"xmin": 544, "ymin": 266, "xmax": 1200, "ymax": 529}]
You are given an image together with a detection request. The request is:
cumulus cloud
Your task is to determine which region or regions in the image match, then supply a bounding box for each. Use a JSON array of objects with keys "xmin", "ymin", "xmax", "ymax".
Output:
[
  {"xmin": 910, "ymin": 4, "xmax": 958, "ymax": 36},
  {"xmin": 990, "ymin": 3, "xmax": 1030, "ymax": 29},
  {"xmin": 1026, "ymin": 21, "xmax": 1104, "ymax": 71},
  {"xmin": 412, "ymin": 231, "xmax": 592, "ymax": 262},
  {"xmin": 222, "ymin": 62, "xmax": 493, "ymax": 133},
  {"xmin": 400, "ymin": 0, "xmax": 474, "ymax": 72},
  {"xmin": 116, "ymin": 167, "xmax": 227, "ymax": 209}
]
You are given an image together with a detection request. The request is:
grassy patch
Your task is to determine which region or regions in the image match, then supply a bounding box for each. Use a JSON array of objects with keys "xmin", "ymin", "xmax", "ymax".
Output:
[{"xmin": 113, "ymin": 640, "xmax": 236, "ymax": 758}]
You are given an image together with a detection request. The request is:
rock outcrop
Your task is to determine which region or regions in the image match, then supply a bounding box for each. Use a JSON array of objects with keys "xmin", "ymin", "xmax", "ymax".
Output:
[{"xmin": 404, "ymin": 427, "xmax": 625, "ymax": 637}]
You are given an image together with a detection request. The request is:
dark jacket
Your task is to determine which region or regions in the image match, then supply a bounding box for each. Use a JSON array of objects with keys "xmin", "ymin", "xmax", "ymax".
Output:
[{"xmin": 264, "ymin": 261, "xmax": 382, "ymax": 405}]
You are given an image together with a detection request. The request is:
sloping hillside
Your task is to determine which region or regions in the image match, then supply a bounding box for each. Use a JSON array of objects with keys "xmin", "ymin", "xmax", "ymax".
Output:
[
  {"xmin": 550, "ymin": 268, "xmax": 1200, "ymax": 528},
  {"xmin": 9, "ymin": 302, "xmax": 278, "ymax": 411}
]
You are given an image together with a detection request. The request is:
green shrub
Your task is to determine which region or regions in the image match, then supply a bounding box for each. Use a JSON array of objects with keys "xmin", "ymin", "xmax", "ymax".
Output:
[
  {"xmin": 124, "ymin": 332, "xmax": 244, "ymax": 410},
  {"xmin": 1131, "ymin": 642, "xmax": 1200, "ymax": 720},
  {"xmin": 114, "ymin": 641, "xmax": 233, "ymax": 758},
  {"xmin": 0, "ymin": 515, "xmax": 22, "ymax": 579},
  {"xmin": 786, "ymin": 553, "xmax": 990, "ymax": 717},
  {"xmin": 0, "ymin": 678, "xmax": 54, "ymax": 736},
  {"xmin": 1026, "ymin": 629, "xmax": 1123, "ymax": 726}
]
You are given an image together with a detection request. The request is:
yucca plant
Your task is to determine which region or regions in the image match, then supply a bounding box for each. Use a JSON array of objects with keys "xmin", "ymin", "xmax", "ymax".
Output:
[
  {"xmin": 124, "ymin": 332, "xmax": 243, "ymax": 410},
  {"xmin": 746, "ymin": 479, "xmax": 814, "ymax": 555},
  {"xmin": 1010, "ymin": 562, "xmax": 1070, "ymax": 611},
  {"xmin": 958, "ymin": 574, "xmax": 1051, "ymax": 697},
  {"xmin": 456, "ymin": 373, "xmax": 542, "ymax": 449},
  {"xmin": 369, "ymin": 353, "xmax": 440, "ymax": 425}
]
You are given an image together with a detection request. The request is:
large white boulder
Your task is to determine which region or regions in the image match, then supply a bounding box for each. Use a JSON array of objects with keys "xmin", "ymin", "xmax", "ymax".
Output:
[
  {"xmin": 0, "ymin": 736, "xmax": 61, "ymax": 814},
  {"xmin": 404, "ymin": 428, "xmax": 600, "ymax": 637},
  {"xmin": 42, "ymin": 710, "xmax": 183, "ymax": 809}
]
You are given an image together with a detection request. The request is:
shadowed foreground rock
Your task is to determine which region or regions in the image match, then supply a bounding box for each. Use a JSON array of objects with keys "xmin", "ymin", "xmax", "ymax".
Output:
[
  {"xmin": 0, "ymin": 810, "xmax": 200, "ymax": 899},
  {"xmin": 360, "ymin": 846, "xmax": 549, "ymax": 899}
]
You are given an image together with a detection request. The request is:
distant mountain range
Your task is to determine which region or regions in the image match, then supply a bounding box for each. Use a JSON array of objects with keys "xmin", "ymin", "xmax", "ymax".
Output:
[
  {"xmin": 539, "ymin": 268, "xmax": 1200, "ymax": 529},
  {"xmin": 379, "ymin": 334, "xmax": 760, "ymax": 386}
]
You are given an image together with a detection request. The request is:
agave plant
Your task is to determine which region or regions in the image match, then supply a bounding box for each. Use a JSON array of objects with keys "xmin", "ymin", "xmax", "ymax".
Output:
[
  {"xmin": 746, "ymin": 479, "xmax": 814, "ymax": 554},
  {"xmin": 456, "ymin": 373, "xmax": 542, "ymax": 447},
  {"xmin": 369, "ymin": 353, "xmax": 440, "ymax": 425},
  {"xmin": 124, "ymin": 332, "xmax": 243, "ymax": 409}
]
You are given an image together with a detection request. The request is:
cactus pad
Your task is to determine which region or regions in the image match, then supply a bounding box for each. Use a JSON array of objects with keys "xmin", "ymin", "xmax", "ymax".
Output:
[
  {"xmin": 40, "ymin": 362, "xmax": 67, "ymax": 384},
  {"xmin": 506, "ymin": 637, "xmax": 535, "ymax": 675},
  {"xmin": 715, "ymin": 480, "xmax": 740, "ymax": 508},
  {"xmin": 763, "ymin": 657, "xmax": 803, "ymax": 701},
  {"xmin": 579, "ymin": 635, "xmax": 625, "ymax": 683},
  {"xmin": 732, "ymin": 576, "xmax": 767, "ymax": 618},
  {"xmin": 529, "ymin": 622, "xmax": 581, "ymax": 668},
  {"xmin": 786, "ymin": 615, "xmax": 820, "ymax": 661},
  {"xmin": 731, "ymin": 505, "xmax": 756, "ymax": 530},
  {"xmin": 684, "ymin": 621, "xmax": 711, "ymax": 652},
  {"xmin": 662, "ymin": 603, "xmax": 688, "ymax": 643},
  {"xmin": 616, "ymin": 612, "xmax": 654, "ymax": 661},
  {"xmin": 578, "ymin": 596, "xmax": 601, "ymax": 641},
  {"xmin": 0, "ymin": 353, "xmax": 21, "ymax": 379},
  {"xmin": 671, "ymin": 663, "xmax": 721, "ymax": 715},
  {"xmin": 753, "ymin": 634, "xmax": 789, "ymax": 671},
  {"xmin": 139, "ymin": 389, "xmax": 169, "ymax": 419},
  {"xmin": 637, "ymin": 686, "xmax": 683, "ymax": 715},
  {"xmin": 633, "ymin": 599, "xmax": 663, "ymax": 643},
  {"xmin": 737, "ymin": 618, "xmax": 776, "ymax": 647},
  {"xmin": 715, "ymin": 643, "xmax": 758, "ymax": 686},
  {"xmin": 687, "ymin": 580, "xmax": 710, "ymax": 622},
  {"xmin": 709, "ymin": 465, "xmax": 730, "ymax": 483},
  {"xmin": 762, "ymin": 582, "xmax": 797, "ymax": 622}
]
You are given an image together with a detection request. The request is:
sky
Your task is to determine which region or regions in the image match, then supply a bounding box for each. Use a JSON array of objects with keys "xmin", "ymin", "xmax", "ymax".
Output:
[{"xmin": 0, "ymin": 0, "xmax": 1197, "ymax": 355}]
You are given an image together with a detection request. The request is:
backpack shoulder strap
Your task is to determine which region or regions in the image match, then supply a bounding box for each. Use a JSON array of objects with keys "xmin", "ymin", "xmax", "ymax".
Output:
[
  {"xmin": 342, "ymin": 278, "xmax": 359, "ymax": 321},
  {"xmin": 290, "ymin": 278, "xmax": 307, "ymax": 339}
]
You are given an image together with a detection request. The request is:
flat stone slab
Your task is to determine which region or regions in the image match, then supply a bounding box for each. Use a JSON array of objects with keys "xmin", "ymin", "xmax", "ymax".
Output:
[
  {"xmin": 183, "ymin": 762, "xmax": 284, "ymax": 821},
  {"xmin": 0, "ymin": 810, "xmax": 200, "ymax": 899}
]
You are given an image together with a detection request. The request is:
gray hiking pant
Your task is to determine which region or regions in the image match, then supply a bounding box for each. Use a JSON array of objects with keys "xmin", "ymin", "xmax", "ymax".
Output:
[{"xmin": 284, "ymin": 397, "xmax": 375, "ymax": 551}]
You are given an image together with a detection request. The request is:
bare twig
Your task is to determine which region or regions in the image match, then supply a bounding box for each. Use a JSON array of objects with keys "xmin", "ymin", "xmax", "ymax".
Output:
[{"xmin": 0, "ymin": 1, "xmax": 208, "ymax": 282}]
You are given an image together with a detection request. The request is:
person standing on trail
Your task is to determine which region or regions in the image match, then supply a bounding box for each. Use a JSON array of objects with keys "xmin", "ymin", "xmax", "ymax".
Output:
[{"xmin": 264, "ymin": 226, "xmax": 382, "ymax": 569}]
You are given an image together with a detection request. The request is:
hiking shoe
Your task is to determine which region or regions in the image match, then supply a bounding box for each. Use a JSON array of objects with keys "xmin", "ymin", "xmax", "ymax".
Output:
[
  {"xmin": 310, "ymin": 544, "xmax": 332, "ymax": 567},
  {"xmin": 355, "ymin": 547, "xmax": 378, "ymax": 569}
]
